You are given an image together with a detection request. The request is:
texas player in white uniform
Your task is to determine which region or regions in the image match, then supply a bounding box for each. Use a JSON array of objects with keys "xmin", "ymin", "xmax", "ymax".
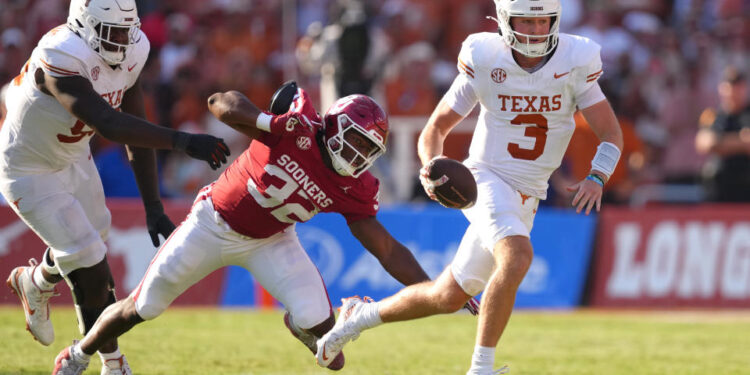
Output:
[
  {"xmin": 3, "ymin": 0, "xmax": 229, "ymax": 373},
  {"xmin": 50, "ymin": 83, "xmax": 443, "ymax": 373},
  {"xmin": 316, "ymin": 1, "xmax": 624, "ymax": 373}
]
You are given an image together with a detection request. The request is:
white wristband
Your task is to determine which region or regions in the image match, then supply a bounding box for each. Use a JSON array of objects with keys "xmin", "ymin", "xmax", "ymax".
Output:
[
  {"xmin": 256, "ymin": 113, "xmax": 273, "ymax": 132},
  {"xmin": 591, "ymin": 142, "xmax": 621, "ymax": 178}
]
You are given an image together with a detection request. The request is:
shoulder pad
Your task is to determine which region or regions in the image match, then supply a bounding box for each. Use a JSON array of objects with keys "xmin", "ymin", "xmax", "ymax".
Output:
[
  {"xmin": 459, "ymin": 32, "xmax": 505, "ymax": 70},
  {"xmin": 560, "ymin": 33, "xmax": 602, "ymax": 68}
]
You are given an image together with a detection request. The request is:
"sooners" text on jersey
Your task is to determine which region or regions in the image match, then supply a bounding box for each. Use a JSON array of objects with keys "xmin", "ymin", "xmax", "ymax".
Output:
[{"xmin": 276, "ymin": 154, "xmax": 333, "ymax": 209}]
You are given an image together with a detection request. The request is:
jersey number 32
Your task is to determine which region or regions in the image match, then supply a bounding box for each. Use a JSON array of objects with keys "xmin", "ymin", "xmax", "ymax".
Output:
[{"xmin": 247, "ymin": 164, "xmax": 319, "ymax": 224}]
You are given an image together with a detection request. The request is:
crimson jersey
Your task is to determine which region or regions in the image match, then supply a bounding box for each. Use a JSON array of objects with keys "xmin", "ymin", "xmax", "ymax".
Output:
[{"xmin": 210, "ymin": 89, "xmax": 380, "ymax": 238}]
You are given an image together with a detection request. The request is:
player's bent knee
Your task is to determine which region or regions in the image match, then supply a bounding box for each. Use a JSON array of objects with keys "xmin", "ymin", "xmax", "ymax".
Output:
[
  {"xmin": 133, "ymin": 299, "xmax": 166, "ymax": 321},
  {"xmin": 118, "ymin": 298, "xmax": 145, "ymax": 324},
  {"xmin": 457, "ymin": 278, "xmax": 486, "ymax": 299},
  {"xmin": 52, "ymin": 239, "xmax": 107, "ymax": 276},
  {"xmin": 433, "ymin": 285, "xmax": 472, "ymax": 313},
  {"xmin": 509, "ymin": 248, "xmax": 534, "ymax": 276}
]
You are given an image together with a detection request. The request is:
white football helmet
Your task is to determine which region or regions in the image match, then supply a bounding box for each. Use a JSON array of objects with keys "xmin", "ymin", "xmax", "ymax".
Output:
[
  {"xmin": 67, "ymin": 0, "xmax": 141, "ymax": 65},
  {"xmin": 494, "ymin": 0, "xmax": 561, "ymax": 57}
]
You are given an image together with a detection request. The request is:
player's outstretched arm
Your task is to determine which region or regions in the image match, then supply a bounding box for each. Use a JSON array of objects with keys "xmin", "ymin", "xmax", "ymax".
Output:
[
  {"xmin": 121, "ymin": 80, "xmax": 176, "ymax": 246},
  {"xmin": 207, "ymin": 91, "xmax": 264, "ymax": 140},
  {"xmin": 566, "ymin": 99, "xmax": 623, "ymax": 215},
  {"xmin": 40, "ymin": 71, "xmax": 230, "ymax": 169},
  {"xmin": 348, "ymin": 217, "xmax": 430, "ymax": 286}
]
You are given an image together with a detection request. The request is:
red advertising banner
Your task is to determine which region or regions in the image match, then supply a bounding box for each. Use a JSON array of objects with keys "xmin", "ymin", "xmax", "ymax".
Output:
[
  {"xmin": 590, "ymin": 204, "xmax": 750, "ymax": 308},
  {"xmin": 0, "ymin": 199, "xmax": 225, "ymax": 306}
]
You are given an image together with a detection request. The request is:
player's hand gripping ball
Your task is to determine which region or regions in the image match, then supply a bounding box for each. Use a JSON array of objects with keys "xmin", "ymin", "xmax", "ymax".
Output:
[{"xmin": 420, "ymin": 157, "xmax": 477, "ymax": 209}]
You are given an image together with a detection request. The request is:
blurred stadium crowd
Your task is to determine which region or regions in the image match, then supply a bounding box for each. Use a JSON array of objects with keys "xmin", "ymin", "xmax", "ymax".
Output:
[{"xmin": 0, "ymin": 0, "xmax": 747, "ymax": 205}]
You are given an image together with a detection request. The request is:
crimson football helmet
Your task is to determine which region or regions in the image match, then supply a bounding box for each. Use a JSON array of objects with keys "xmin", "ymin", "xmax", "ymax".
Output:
[
  {"xmin": 67, "ymin": 0, "xmax": 141, "ymax": 65},
  {"xmin": 323, "ymin": 95, "xmax": 388, "ymax": 178},
  {"xmin": 494, "ymin": 0, "xmax": 561, "ymax": 57}
]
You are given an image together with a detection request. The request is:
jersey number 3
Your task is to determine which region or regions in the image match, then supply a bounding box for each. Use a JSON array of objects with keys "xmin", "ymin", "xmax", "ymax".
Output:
[
  {"xmin": 507, "ymin": 114, "xmax": 548, "ymax": 160},
  {"xmin": 57, "ymin": 120, "xmax": 95, "ymax": 143}
]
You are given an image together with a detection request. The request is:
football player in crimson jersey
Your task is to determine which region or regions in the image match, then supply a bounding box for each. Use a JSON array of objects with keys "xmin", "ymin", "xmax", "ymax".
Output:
[
  {"xmin": 316, "ymin": 0, "xmax": 624, "ymax": 373},
  {"xmin": 3, "ymin": 0, "xmax": 229, "ymax": 374},
  {"xmin": 51, "ymin": 82, "xmax": 465, "ymax": 373}
]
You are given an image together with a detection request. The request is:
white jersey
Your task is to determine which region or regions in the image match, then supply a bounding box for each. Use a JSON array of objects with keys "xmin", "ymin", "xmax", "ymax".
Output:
[
  {"xmin": 445, "ymin": 32, "xmax": 605, "ymax": 199},
  {"xmin": 0, "ymin": 25, "xmax": 149, "ymax": 176}
]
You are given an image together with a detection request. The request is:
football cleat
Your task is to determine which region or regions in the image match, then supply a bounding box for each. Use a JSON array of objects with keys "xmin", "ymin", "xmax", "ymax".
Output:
[
  {"xmin": 315, "ymin": 296, "xmax": 372, "ymax": 368},
  {"xmin": 53, "ymin": 342, "xmax": 90, "ymax": 375},
  {"xmin": 6, "ymin": 258, "xmax": 58, "ymax": 345},
  {"xmin": 284, "ymin": 311, "xmax": 345, "ymax": 370},
  {"xmin": 100, "ymin": 354, "xmax": 132, "ymax": 375}
]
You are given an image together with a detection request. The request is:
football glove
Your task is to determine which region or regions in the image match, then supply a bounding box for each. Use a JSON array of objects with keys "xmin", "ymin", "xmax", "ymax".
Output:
[
  {"xmin": 173, "ymin": 132, "xmax": 231, "ymax": 170},
  {"xmin": 144, "ymin": 202, "xmax": 176, "ymax": 247}
]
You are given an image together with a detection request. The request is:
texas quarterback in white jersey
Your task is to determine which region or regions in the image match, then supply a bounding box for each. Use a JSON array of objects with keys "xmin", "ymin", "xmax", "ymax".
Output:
[
  {"xmin": 453, "ymin": 32, "xmax": 605, "ymax": 199},
  {"xmin": 2, "ymin": 1, "xmax": 229, "ymax": 374},
  {"xmin": 315, "ymin": 1, "xmax": 624, "ymax": 374}
]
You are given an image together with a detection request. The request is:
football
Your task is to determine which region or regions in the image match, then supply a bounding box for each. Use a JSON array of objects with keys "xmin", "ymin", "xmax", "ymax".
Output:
[{"xmin": 428, "ymin": 158, "xmax": 477, "ymax": 209}]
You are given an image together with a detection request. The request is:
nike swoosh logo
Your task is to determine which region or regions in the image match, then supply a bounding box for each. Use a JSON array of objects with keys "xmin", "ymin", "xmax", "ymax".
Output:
[
  {"xmin": 554, "ymin": 72, "xmax": 570, "ymax": 79},
  {"xmin": 12, "ymin": 197, "xmax": 21, "ymax": 208},
  {"xmin": 128, "ymin": 63, "xmax": 137, "ymax": 72},
  {"xmin": 13, "ymin": 271, "xmax": 36, "ymax": 316},
  {"xmin": 321, "ymin": 346, "xmax": 329, "ymax": 361}
]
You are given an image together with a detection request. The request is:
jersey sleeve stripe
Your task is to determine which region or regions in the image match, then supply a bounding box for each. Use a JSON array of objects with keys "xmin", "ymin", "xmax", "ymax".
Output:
[
  {"xmin": 586, "ymin": 69, "xmax": 603, "ymax": 79},
  {"xmin": 586, "ymin": 72, "xmax": 603, "ymax": 82},
  {"xmin": 40, "ymin": 59, "xmax": 79, "ymax": 75},
  {"xmin": 460, "ymin": 66, "xmax": 475, "ymax": 79},
  {"xmin": 458, "ymin": 58, "xmax": 475, "ymax": 74},
  {"xmin": 458, "ymin": 60, "xmax": 475, "ymax": 79}
]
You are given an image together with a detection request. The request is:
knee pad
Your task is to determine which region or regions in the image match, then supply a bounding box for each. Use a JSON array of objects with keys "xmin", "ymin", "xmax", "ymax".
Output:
[{"xmin": 65, "ymin": 266, "xmax": 117, "ymax": 334}]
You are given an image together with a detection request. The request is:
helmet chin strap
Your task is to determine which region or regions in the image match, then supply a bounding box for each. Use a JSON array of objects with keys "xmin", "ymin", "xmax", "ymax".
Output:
[
  {"xmin": 325, "ymin": 141, "xmax": 352, "ymax": 177},
  {"xmin": 98, "ymin": 49, "xmax": 125, "ymax": 65},
  {"xmin": 327, "ymin": 149, "xmax": 352, "ymax": 176}
]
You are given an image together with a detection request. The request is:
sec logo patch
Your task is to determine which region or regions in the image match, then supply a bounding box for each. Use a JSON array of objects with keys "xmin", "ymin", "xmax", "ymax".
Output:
[
  {"xmin": 296, "ymin": 136, "xmax": 312, "ymax": 150},
  {"xmin": 491, "ymin": 68, "xmax": 506, "ymax": 83},
  {"xmin": 91, "ymin": 66, "xmax": 100, "ymax": 81}
]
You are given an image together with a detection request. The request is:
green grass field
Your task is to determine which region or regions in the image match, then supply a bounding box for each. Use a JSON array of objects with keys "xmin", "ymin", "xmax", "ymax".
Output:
[{"xmin": 1, "ymin": 306, "xmax": 749, "ymax": 375}]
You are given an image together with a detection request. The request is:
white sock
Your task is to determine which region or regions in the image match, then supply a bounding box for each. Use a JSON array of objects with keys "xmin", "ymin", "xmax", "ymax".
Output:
[
  {"xmin": 32, "ymin": 266, "xmax": 56, "ymax": 291},
  {"xmin": 355, "ymin": 301, "xmax": 383, "ymax": 331},
  {"xmin": 72, "ymin": 343, "xmax": 91, "ymax": 362},
  {"xmin": 99, "ymin": 347, "xmax": 123, "ymax": 364},
  {"xmin": 467, "ymin": 345, "xmax": 495, "ymax": 374}
]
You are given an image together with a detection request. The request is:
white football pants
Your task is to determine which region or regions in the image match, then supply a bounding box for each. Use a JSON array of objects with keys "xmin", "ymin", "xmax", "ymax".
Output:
[
  {"xmin": 450, "ymin": 165, "xmax": 539, "ymax": 296},
  {"xmin": 0, "ymin": 156, "xmax": 110, "ymax": 275},
  {"xmin": 131, "ymin": 189, "xmax": 332, "ymax": 329}
]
